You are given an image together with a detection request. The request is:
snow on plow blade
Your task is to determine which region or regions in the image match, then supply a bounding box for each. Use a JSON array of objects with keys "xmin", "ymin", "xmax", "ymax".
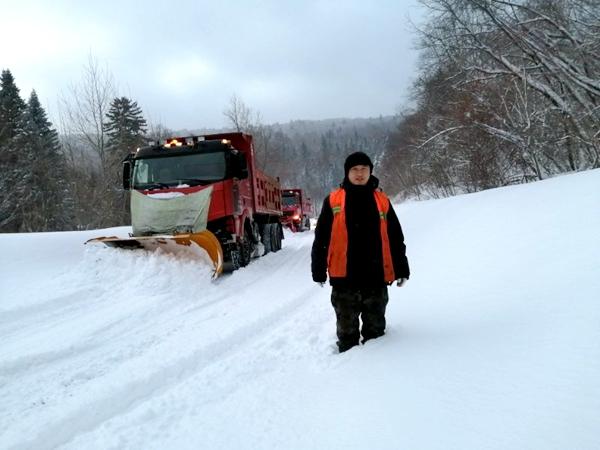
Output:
[{"xmin": 86, "ymin": 230, "xmax": 224, "ymax": 278}]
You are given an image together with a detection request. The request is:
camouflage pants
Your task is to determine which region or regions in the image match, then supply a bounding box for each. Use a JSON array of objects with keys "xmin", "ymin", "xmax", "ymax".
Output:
[{"xmin": 331, "ymin": 286, "xmax": 389, "ymax": 352}]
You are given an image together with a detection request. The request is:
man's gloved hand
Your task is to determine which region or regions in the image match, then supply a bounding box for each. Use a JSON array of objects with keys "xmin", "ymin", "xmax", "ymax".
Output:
[
  {"xmin": 396, "ymin": 278, "xmax": 408, "ymax": 287},
  {"xmin": 313, "ymin": 274, "xmax": 327, "ymax": 287}
]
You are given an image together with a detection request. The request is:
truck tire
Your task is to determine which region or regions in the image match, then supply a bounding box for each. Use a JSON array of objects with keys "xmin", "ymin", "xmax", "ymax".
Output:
[
  {"xmin": 223, "ymin": 242, "xmax": 241, "ymax": 273},
  {"xmin": 262, "ymin": 224, "xmax": 272, "ymax": 255},
  {"xmin": 271, "ymin": 224, "xmax": 281, "ymax": 252},
  {"xmin": 279, "ymin": 224, "xmax": 283, "ymax": 249},
  {"xmin": 278, "ymin": 224, "xmax": 283, "ymax": 250},
  {"xmin": 251, "ymin": 222, "xmax": 262, "ymax": 258},
  {"xmin": 240, "ymin": 234, "xmax": 252, "ymax": 267}
]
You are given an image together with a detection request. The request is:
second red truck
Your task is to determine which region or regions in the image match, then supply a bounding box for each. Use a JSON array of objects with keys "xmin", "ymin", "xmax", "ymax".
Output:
[{"xmin": 281, "ymin": 189, "xmax": 314, "ymax": 232}]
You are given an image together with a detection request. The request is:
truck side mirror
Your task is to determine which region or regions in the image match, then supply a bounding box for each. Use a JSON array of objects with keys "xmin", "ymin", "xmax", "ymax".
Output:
[{"xmin": 122, "ymin": 155, "xmax": 133, "ymax": 190}]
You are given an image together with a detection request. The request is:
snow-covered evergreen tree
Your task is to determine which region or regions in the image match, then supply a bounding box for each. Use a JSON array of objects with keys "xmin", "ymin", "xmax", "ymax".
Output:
[
  {"xmin": 0, "ymin": 69, "xmax": 28, "ymax": 232},
  {"xmin": 104, "ymin": 97, "xmax": 147, "ymax": 166},
  {"xmin": 17, "ymin": 90, "xmax": 74, "ymax": 231},
  {"xmin": 0, "ymin": 71, "xmax": 74, "ymax": 232},
  {"xmin": 103, "ymin": 97, "xmax": 147, "ymax": 224},
  {"xmin": 0, "ymin": 69, "xmax": 26, "ymax": 145}
]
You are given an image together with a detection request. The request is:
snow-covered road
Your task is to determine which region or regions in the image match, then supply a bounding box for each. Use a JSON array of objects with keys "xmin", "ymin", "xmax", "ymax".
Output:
[{"xmin": 1, "ymin": 170, "xmax": 600, "ymax": 450}]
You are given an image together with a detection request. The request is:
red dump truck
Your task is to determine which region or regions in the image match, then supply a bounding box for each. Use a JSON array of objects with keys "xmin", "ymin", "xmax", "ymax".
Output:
[
  {"xmin": 281, "ymin": 188, "xmax": 313, "ymax": 232},
  {"xmin": 87, "ymin": 132, "xmax": 283, "ymax": 276}
]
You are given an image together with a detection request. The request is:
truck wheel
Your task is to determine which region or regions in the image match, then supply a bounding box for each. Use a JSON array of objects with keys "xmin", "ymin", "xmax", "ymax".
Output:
[
  {"xmin": 278, "ymin": 225, "xmax": 283, "ymax": 249},
  {"xmin": 223, "ymin": 243, "xmax": 241, "ymax": 272},
  {"xmin": 240, "ymin": 228, "xmax": 253, "ymax": 267},
  {"xmin": 270, "ymin": 224, "xmax": 281, "ymax": 252},
  {"xmin": 262, "ymin": 224, "xmax": 272, "ymax": 255},
  {"xmin": 251, "ymin": 223, "xmax": 262, "ymax": 258},
  {"xmin": 279, "ymin": 225, "xmax": 283, "ymax": 249}
]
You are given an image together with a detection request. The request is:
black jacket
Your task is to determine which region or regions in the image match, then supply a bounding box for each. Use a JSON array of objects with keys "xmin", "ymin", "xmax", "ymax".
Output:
[{"xmin": 311, "ymin": 176, "xmax": 410, "ymax": 288}]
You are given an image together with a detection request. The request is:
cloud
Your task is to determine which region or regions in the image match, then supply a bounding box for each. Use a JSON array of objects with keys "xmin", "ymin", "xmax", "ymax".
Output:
[
  {"xmin": 156, "ymin": 56, "xmax": 219, "ymax": 94},
  {"xmin": 2, "ymin": 8, "xmax": 113, "ymax": 69},
  {"xmin": 3, "ymin": 0, "xmax": 426, "ymax": 128}
]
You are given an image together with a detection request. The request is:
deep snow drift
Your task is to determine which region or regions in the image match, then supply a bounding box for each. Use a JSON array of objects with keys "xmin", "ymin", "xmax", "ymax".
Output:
[{"xmin": 1, "ymin": 170, "xmax": 599, "ymax": 450}]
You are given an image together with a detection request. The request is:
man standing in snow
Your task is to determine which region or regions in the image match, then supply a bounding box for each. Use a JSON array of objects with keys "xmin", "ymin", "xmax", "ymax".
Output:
[{"xmin": 311, "ymin": 152, "xmax": 410, "ymax": 353}]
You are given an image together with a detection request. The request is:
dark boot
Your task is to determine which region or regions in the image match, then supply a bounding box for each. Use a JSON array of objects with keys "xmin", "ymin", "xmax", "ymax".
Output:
[
  {"xmin": 336, "ymin": 339, "xmax": 359, "ymax": 353},
  {"xmin": 360, "ymin": 286, "xmax": 388, "ymax": 343},
  {"xmin": 331, "ymin": 287, "xmax": 361, "ymax": 352}
]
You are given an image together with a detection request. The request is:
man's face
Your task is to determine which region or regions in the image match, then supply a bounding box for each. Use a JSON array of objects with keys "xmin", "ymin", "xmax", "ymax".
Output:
[{"xmin": 348, "ymin": 165, "xmax": 370, "ymax": 185}]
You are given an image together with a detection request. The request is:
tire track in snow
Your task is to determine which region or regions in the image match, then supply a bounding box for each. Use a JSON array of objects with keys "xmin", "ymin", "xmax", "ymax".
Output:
[
  {"xmin": 1, "ymin": 284, "xmax": 246, "ymax": 438},
  {"xmin": 2, "ymin": 230, "xmax": 318, "ymax": 448},
  {"xmin": 12, "ymin": 284, "xmax": 317, "ymax": 450},
  {"xmin": 1, "ymin": 243, "xmax": 238, "ymax": 376},
  {"xmin": 2, "ymin": 257, "xmax": 299, "ymax": 380}
]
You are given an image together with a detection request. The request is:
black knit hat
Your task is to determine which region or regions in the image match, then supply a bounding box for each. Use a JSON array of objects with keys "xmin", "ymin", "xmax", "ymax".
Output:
[{"xmin": 344, "ymin": 151, "xmax": 373, "ymax": 176}]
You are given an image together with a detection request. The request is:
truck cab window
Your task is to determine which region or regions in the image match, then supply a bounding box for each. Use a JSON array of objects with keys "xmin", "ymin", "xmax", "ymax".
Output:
[
  {"xmin": 133, "ymin": 152, "xmax": 227, "ymax": 189},
  {"xmin": 282, "ymin": 194, "xmax": 299, "ymax": 206}
]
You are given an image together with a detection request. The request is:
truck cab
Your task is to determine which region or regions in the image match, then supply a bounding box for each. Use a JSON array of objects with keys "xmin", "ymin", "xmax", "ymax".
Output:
[
  {"xmin": 121, "ymin": 132, "xmax": 283, "ymax": 272},
  {"xmin": 281, "ymin": 188, "xmax": 313, "ymax": 232}
]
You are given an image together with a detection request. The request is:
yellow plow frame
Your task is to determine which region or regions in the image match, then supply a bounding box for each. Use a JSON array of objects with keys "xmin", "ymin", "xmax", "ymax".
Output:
[{"xmin": 86, "ymin": 230, "xmax": 223, "ymax": 278}]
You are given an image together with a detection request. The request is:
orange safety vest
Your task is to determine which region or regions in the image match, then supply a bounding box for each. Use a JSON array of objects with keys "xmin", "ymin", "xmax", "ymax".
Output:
[{"xmin": 327, "ymin": 188, "xmax": 396, "ymax": 283}]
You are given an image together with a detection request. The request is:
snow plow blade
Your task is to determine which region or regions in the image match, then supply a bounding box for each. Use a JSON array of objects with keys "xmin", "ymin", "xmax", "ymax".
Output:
[{"xmin": 86, "ymin": 230, "xmax": 223, "ymax": 278}]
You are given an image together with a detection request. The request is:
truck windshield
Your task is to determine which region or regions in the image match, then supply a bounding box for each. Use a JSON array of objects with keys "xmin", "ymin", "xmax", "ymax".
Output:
[
  {"xmin": 282, "ymin": 194, "xmax": 299, "ymax": 206},
  {"xmin": 133, "ymin": 152, "xmax": 227, "ymax": 189}
]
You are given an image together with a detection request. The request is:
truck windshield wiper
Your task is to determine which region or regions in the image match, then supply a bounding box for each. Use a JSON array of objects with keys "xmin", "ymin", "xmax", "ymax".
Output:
[
  {"xmin": 177, "ymin": 178, "xmax": 213, "ymax": 186},
  {"xmin": 137, "ymin": 182, "xmax": 172, "ymax": 190}
]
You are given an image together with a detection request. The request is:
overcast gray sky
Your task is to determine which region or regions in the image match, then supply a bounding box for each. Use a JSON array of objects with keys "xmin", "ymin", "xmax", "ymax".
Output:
[{"xmin": 2, "ymin": 0, "xmax": 425, "ymax": 130}]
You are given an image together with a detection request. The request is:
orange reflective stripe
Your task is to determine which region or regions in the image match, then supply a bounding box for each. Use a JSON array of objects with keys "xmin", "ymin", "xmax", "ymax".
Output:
[
  {"xmin": 327, "ymin": 188, "xmax": 396, "ymax": 283},
  {"xmin": 374, "ymin": 191, "xmax": 396, "ymax": 283},
  {"xmin": 327, "ymin": 189, "xmax": 348, "ymax": 277}
]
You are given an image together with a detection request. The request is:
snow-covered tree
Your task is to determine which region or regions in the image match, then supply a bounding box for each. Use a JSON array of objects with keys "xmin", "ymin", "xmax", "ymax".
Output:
[
  {"xmin": 223, "ymin": 95, "xmax": 274, "ymax": 170},
  {"xmin": 57, "ymin": 56, "xmax": 124, "ymax": 228},
  {"xmin": 104, "ymin": 97, "xmax": 147, "ymax": 160},
  {"xmin": 0, "ymin": 69, "xmax": 77, "ymax": 232},
  {"xmin": 0, "ymin": 69, "xmax": 26, "ymax": 145},
  {"xmin": 0, "ymin": 69, "xmax": 28, "ymax": 232},
  {"xmin": 382, "ymin": 0, "xmax": 600, "ymax": 200},
  {"xmin": 16, "ymin": 90, "xmax": 74, "ymax": 231},
  {"xmin": 102, "ymin": 96, "xmax": 147, "ymax": 224},
  {"xmin": 58, "ymin": 56, "xmax": 115, "ymax": 174}
]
